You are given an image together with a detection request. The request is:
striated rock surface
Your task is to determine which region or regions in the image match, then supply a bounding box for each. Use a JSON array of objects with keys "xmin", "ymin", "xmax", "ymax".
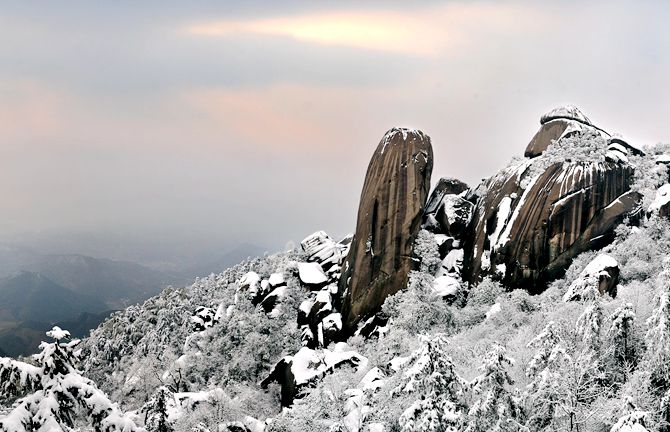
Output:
[
  {"xmin": 462, "ymin": 107, "xmax": 642, "ymax": 292},
  {"xmin": 339, "ymin": 128, "xmax": 433, "ymax": 332}
]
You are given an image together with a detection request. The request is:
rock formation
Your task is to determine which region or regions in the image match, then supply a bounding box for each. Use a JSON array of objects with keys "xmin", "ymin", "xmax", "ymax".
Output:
[
  {"xmin": 563, "ymin": 254, "xmax": 620, "ymax": 301},
  {"xmin": 260, "ymin": 344, "xmax": 367, "ymax": 406},
  {"xmin": 524, "ymin": 105, "xmax": 609, "ymax": 158},
  {"xmin": 339, "ymin": 128, "xmax": 433, "ymax": 332},
  {"xmin": 461, "ymin": 106, "xmax": 642, "ymax": 292}
]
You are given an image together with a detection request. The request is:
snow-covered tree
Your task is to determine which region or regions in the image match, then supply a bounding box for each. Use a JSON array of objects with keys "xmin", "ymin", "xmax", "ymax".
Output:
[
  {"xmin": 143, "ymin": 386, "xmax": 174, "ymax": 432},
  {"xmin": 414, "ymin": 229, "xmax": 442, "ymax": 275},
  {"xmin": 645, "ymin": 276, "xmax": 670, "ymax": 393},
  {"xmin": 464, "ymin": 343, "xmax": 522, "ymax": 432},
  {"xmin": 524, "ymin": 321, "xmax": 568, "ymax": 430},
  {"xmin": 396, "ymin": 334, "xmax": 465, "ymax": 432},
  {"xmin": 610, "ymin": 303, "xmax": 636, "ymax": 362},
  {"xmin": 576, "ymin": 301, "xmax": 603, "ymax": 352},
  {"xmin": 611, "ymin": 409, "xmax": 649, "ymax": 432},
  {"xmin": 0, "ymin": 326, "xmax": 140, "ymax": 431}
]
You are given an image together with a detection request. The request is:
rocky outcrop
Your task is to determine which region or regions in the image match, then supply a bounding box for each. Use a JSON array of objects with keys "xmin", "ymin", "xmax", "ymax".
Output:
[
  {"xmin": 338, "ymin": 128, "xmax": 433, "ymax": 332},
  {"xmin": 524, "ymin": 105, "xmax": 609, "ymax": 158},
  {"xmin": 649, "ymin": 184, "xmax": 670, "ymax": 217},
  {"xmin": 463, "ymin": 107, "xmax": 642, "ymax": 292},
  {"xmin": 260, "ymin": 345, "xmax": 367, "ymax": 406},
  {"xmin": 563, "ymin": 254, "xmax": 620, "ymax": 301}
]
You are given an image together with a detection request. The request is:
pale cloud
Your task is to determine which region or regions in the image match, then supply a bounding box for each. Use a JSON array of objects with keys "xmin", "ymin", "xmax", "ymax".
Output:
[{"xmin": 183, "ymin": 3, "xmax": 547, "ymax": 57}]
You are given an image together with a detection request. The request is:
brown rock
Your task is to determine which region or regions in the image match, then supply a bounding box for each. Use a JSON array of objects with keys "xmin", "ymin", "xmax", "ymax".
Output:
[
  {"xmin": 524, "ymin": 119, "xmax": 571, "ymax": 158},
  {"xmin": 463, "ymin": 160, "xmax": 641, "ymax": 293},
  {"xmin": 339, "ymin": 128, "xmax": 433, "ymax": 332}
]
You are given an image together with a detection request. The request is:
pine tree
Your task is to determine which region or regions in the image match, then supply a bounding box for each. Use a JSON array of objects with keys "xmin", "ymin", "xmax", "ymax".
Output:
[
  {"xmin": 576, "ymin": 301, "xmax": 603, "ymax": 353},
  {"xmin": 465, "ymin": 343, "xmax": 522, "ymax": 432},
  {"xmin": 0, "ymin": 326, "xmax": 140, "ymax": 431},
  {"xmin": 609, "ymin": 303, "xmax": 636, "ymax": 364},
  {"xmin": 645, "ymin": 276, "xmax": 670, "ymax": 393},
  {"xmin": 143, "ymin": 386, "xmax": 174, "ymax": 432},
  {"xmin": 524, "ymin": 321, "xmax": 569, "ymax": 430},
  {"xmin": 396, "ymin": 334, "xmax": 465, "ymax": 432}
]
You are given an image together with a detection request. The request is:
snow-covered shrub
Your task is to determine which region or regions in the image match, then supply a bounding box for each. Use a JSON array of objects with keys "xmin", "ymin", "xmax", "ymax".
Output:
[
  {"xmin": 413, "ymin": 229, "xmax": 442, "ymax": 275},
  {"xmin": 0, "ymin": 326, "xmax": 140, "ymax": 431}
]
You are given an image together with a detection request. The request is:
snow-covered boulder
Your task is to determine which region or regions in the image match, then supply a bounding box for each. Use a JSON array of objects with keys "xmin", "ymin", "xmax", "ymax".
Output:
[
  {"xmin": 268, "ymin": 272, "xmax": 285, "ymax": 288},
  {"xmin": 298, "ymin": 262, "xmax": 328, "ymax": 288},
  {"xmin": 563, "ymin": 254, "xmax": 620, "ymax": 302},
  {"xmin": 238, "ymin": 271, "xmax": 261, "ymax": 299},
  {"xmin": 436, "ymin": 248, "xmax": 464, "ymax": 276},
  {"xmin": 432, "ymin": 275, "xmax": 460, "ymax": 299},
  {"xmin": 649, "ymin": 184, "xmax": 670, "ymax": 217},
  {"xmin": 540, "ymin": 105, "xmax": 593, "ymax": 125},
  {"xmin": 261, "ymin": 345, "xmax": 367, "ymax": 406},
  {"xmin": 191, "ymin": 306, "xmax": 219, "ymax": 331},
  {"xmin": 485, "ymin": 302, "xmax": 502, "ymax": 320},
  {"xmin": 297, "ymin": 288, "xmax": 340, "ymax": 347},
  {"xmin": 301, "ymin": 231, "xmax": 351, "ymax": 279},
  {"xmin": 259, "ymin": 286, "xmax": 288, "ymax": 316}
]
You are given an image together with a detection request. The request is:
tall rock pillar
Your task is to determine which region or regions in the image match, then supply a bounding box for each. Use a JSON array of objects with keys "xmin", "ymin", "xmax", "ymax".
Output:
[{"xmin": 339, "ymin": 128, "xmax": 433, "ymax": 332}]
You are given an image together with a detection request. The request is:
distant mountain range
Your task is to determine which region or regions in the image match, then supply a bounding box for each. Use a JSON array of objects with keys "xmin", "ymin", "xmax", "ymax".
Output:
[{"xmin": 0, "ymin": 242, "xmax": 265, "ymax": 356}]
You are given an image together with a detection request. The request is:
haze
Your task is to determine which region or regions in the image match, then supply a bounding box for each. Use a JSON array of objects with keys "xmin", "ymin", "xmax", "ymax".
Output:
[{"xmin": 1, "ymin": 1, "xmax": 669, "ymax": 268}]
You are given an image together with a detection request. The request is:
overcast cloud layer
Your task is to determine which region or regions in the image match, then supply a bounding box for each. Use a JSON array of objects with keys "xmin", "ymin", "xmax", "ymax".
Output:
[{"xmin": 1, "ymin": 1, "xmax": 669, "ymax": 264}]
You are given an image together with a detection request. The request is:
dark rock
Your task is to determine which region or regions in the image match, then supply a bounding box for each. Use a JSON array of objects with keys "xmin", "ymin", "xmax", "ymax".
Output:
[
  {"xmin": 608, "ymin": 137, "xmax": 644, "ymax": 157},
  {"xmin": 424, "ymin": 177, "xmax": 469, "ymax": 215},
  {"xmin": 354, "ymin": 314, "xmax": 389, "ymax": 339},
  {"xmin": 463, "ymin": 160, "xmax": 641, "ymax": 293},
  {"xmin": 338, "ymin": 128, "xmax": 433, "ymax": 332},
  {"xmin": 525, "ymin": 119, "xmax": 571, "ymax": 158}
]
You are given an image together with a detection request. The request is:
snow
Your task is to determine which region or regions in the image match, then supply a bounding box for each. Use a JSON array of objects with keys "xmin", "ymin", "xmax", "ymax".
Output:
[
  {"xmin": 563, "ymin": 254, "xmax": 618, "ymax": 302},
  {"xmin": 485, "ymin": 303, "xmax": 501, "ymax": 320},
  {"xmin": 436, "ymin": 249, "xmax": 463, "ymax": 276},
  {"xmin": 46, "ymin": 326, "xmax": 70, "ymax": 341},
  {"xmin": 389, "ymin": 356, "xmax": 411, "ymax": 372},
  {"xmin": 606, "ymin": 148, "xmax": 629, "ymax": 163},
  {"xmin": 540, "ymin": 105, "xmax": 592, "ymax": 125},
  {"xmin": 268, "ymin": 272, "xmax": 285, "ymax": 287},
  {"xmin": 432, "ymin": 276, "xmax": 460, "ymax": 298},
  {"xmin": 649, "ymin": 184, "xmax": 670, "ymax": 213},
  {"xmin": 488, "ymin": 196, "xmax": 513, "ymax": 250},
  {"xmin": 610, "ymin": 411, "xmax": 650, "ymax": 432},
  {"xmin": 288, "ymin": 346, "xmax": 367, "ymax": 386},
  {"xmin": 498, "ymin": 173, "xmax": 541, "ymax": 247},
  {"xmin": 360, "ymin": 367, "xmax": 385, "ymax": 392},
  {"xmin": 583, "ymin": 254, "xmax": 618, "ymax": 275},
  {"xmin": 441, "ymin": 195, "xmax": 471, "ymax": 226},
  {"xmin": 298, "ymin": 262, "xmax": 328, "ymax": 285},
  {"xmin": 238, "ymin": 271, "xmax": 261, "ymax": 295}
]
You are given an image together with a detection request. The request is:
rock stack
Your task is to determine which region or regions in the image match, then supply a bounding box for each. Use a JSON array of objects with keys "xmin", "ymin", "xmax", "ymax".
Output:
[{"xmin": 338, "ymin": 128, "xmax": 434, "ymax": 332}]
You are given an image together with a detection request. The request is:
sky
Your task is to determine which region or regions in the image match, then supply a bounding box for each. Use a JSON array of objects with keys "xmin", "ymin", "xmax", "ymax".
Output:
[{"xmin": 1, "ymin": 1, "xmax": 669, "ymax": 267}]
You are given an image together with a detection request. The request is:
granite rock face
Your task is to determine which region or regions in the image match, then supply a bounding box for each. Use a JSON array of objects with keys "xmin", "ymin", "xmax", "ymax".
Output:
[
  {"xmin": 462, "ymin": 107, "xmax": 642, "ymax": 292},
  {"xmin": 339, "ymin": 128, "xmax": 433, "ymax": 332}
]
